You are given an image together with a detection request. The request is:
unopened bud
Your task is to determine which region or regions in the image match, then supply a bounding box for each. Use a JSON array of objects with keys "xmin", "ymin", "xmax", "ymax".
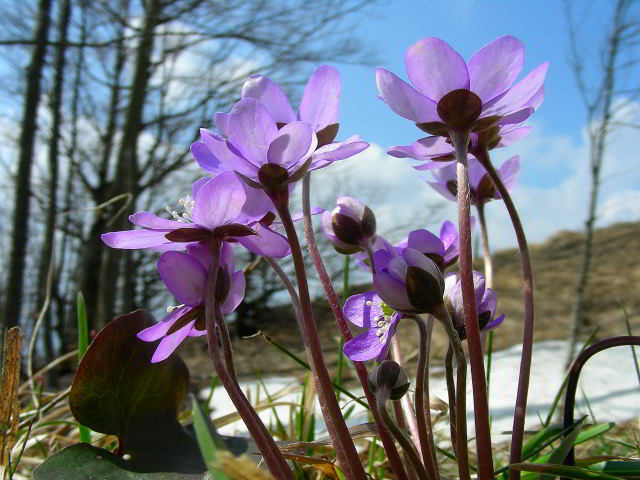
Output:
[{"xmin": 368, "ymin": 360, "xmax": 410, "ymax": 401}]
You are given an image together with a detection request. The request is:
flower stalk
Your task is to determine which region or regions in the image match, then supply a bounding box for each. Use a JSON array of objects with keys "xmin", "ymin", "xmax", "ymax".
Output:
[
  {"xmin": 301, "ymin": 174, "xmax": 408, "ymax": 480},
  {"xmin": 204, "ymin": 239, "xmax": 293, "ymax": 480},
  {"xmin": 449, "ymin": 129, "xmax": 494, "ymax": 478},
  {"xmin": 272, "ymin": 191, "xmax": 366, "ymax": 480},
  {"xmin": 474, "ymin": 146, "xmax": 533, "ymax": 480}
]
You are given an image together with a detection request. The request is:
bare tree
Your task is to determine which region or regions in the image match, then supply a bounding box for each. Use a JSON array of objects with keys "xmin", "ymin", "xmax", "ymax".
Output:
[{"xmin": 564, "ymin": 0, "xmax": 640, "ymax": 367}]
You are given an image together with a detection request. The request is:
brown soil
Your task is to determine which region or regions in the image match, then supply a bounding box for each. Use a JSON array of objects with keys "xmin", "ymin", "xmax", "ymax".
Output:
[{"xmin": 180, "ymin": 221, "xmax": 640, "ymax": 386}]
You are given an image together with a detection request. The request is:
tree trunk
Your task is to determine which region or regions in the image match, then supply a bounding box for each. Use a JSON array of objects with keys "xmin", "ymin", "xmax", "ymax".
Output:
[
  {"xmin": 35, "ymin": 0, "xmax": 72, "ymax": 364},
  {"xmin": 2, "ymin": 0, "xmax": 53, "ymax": 334},
  {"xmin": 97, "ymin": 0, "xmax": 163, "ymax": 327}
]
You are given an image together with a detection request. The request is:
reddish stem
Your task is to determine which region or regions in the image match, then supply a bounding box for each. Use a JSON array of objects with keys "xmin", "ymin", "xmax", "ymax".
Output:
[
  {"xmin": 300, "ymin": 174, "xmax": 408, "ymax": 480},
  {"xmin": 450, "ymin": 130, "xmax": 494, "ymax": 479},
  {"xmin": 474, "ymin": 147, "xmax": 534, "ymax": 480}
]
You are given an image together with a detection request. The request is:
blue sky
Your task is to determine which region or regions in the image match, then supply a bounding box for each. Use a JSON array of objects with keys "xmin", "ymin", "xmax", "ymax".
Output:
[{"xmin": 308, "ymin": 0, "xmax": 640, "ymax": 250}]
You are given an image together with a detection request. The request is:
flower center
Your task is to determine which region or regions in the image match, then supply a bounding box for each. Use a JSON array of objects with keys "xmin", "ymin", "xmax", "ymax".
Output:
[
  {"xmin": 374, "ymin": 314, "xmax": 393, "ymax": 340},
  {"xmin": 165, "ymin": 195, "xmax": 195, "ymax": 223},
  {"xmin": 166, "ymin": 303, "xmax": 185, "ymax": 313}
]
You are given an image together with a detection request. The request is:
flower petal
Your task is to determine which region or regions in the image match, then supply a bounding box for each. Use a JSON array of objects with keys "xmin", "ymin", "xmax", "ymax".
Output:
[
  {"xmin": 137, "ymin": 306, "xmax": 189, "ymax": 342},
  {"xmin": 191, "ymin": 140, "xmax": 223, "ymax": 175},
  {"xmin": 299, "ymin": 65, "xmax": 340, "ymax": 131},
  {"xmin": 468, "ymin": 36, "xmax": 524, "ymax": 103},
  {"xmin": 343, "ymin": 329, "xmax": 387, "ymax": 362},
  {"xmin": 228, "ymin": 98, "xmax": 278, "ymax": 165},
  {"xmin": 192, "ymin": 172, "xmax": 247, "ymax": 229},
  {"xmin": 373, "ymin": 271, "xmax": 413, "ymax": 312},
  {"xmin": 151, "ymin": 320, "xmax": 195, "ymax": 363},
  {"xmin": 407, "ymin": 229, "xmax": 445, "ymax": 257},
  {"xmin": 266, "ymin": 121, "xmax": 314, "ymax": 168},
  {"xmin": 101, "ymin": 229, "xmax": 173, "ymax": 249},
  {"xmin": 157, "ymin": 251, "xmax": 207, "ymax": 307},
  {"xmin": 241, "ymin": 74, "xmax": 296, "ymax": 124},
  {"xmin": 483, "ymin": 62, "xmax": 549, "ymax": 116},
  {"xmin": 237, "ymin": 223, "xmax": 291, "ymax": 258},
  {"xmin": 343, "ymin": 291, "xmax": 382, "ymax": 328},
  {"xmin": 405, "ymin": 38, "xmax": 469, "ymax": 101},
  {"xmin": 376, "ymin": 68, "xmax": 440, "ymax": 122},
  {"xmin": 497, "ymin": 155, "xmax": 520, "ymax": 193},
  {"xmin": 215, "ymin": 112, "xmax": 231, "ymax": 136},
  {"xmin": 186, "ymin": 242, "xmax": 211, "ymax": 271},
  {"xmin": 200, "ymin": 129, "xmax": 258, "ymax": 178},
  {"xmin": 128, "ymin": 212, "xmax": 184, "ymax": 230},
  {"xmin": 221, "ymin": 270, "xmax": 245, "ymax": 314},
  {"xmin": 497, "ymin": 126, "xmax": 532, "ymax": 147},
  {"xmin": 310, "ymin": 136, "xmax": 369, "ymax": 169}
]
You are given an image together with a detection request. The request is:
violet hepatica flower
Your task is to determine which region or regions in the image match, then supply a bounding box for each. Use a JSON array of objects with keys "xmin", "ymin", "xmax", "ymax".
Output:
[
  {"xmin": 101, "ymin": 171, "xmax": 290, "ymax": 258},
  {"xmin": 427, "ymin": 155, "xmax": 520, "ymax": 205},
  {"xmin": 444, "ymin": 271, "xmax": 505, "ymax": 340},
  {"xmin": 138, "ymin": 242, "xmax": 245, "ymax": 362},
  {"xmin": 192, "ymin": 67, "xmax": 368, "ymax": 194},
  {"xmin": 322, "ymin": 196, "xmax": 376, "ymax": 254},
  {"xmin": 343, "ymin": 291, "xmax": 401, "ymax": 362},
  {"xmin": 373, "ymin": 246, "xmax": 445, "ymax": 315},
  {"xmin": 377, "ymin": 35, "xmax": 547, "ymax": 144},
  {"xmin": 394, "ymin": 221, "xmax": 465, "ymax": 271}
]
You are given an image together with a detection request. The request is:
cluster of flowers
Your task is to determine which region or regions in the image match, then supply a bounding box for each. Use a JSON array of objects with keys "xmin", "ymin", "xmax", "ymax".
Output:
[{"xmin": 101, "ymin": 34, "xmax": 546, "ymax": 480}]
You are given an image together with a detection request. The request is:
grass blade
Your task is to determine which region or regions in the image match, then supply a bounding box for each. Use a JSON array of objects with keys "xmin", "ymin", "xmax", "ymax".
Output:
[
  {"xmin": 76, "ymin": 292, "xmax": 91, "ymax": 444},
  {"xmin": 191, "ymin": 396, "xmax": 230, "ymax": 480}
]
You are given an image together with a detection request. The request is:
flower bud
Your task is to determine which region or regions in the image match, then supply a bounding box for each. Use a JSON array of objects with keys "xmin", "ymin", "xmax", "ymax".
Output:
[
  {"xmin": 322, "ymin": 197, "xmax": 376, "ymax": 254},
  {"xmin": 368, "ymin": 360, "xmax": 410, "ymax": 401},
  {"xmin": 373, "ymin": 246, "xmax": 445, "ymax": 314}
]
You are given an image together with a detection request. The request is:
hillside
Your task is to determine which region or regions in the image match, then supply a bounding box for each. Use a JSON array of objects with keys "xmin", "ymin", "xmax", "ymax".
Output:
[{"xmin": 182, "ymin": 221, "xmax": 640, "ymax": 381}]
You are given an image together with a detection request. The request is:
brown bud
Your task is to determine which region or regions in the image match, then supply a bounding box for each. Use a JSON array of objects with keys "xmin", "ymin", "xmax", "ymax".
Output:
[
  {"xmin": 368, "ymin": 360, "xmax": 410, "ymax": 401},
  {"xmin": 436, "ymin": 89, "xmax": 482, "ymax": 132}
]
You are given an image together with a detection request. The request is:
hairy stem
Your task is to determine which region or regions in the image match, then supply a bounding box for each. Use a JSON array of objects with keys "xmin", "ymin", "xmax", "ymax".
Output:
[
  {"xmin": 474, "ymin": 147, "xmax": 534, "ymax": 480},
  {"xmin": 204, "ymin": 240, "xmax": 292, "ymax": 479},
  {"xmin": 476, "ymin": 202, "xmax": 493, "ymax": 289},
  {"xmin": 378, "ymin": 393, "xmax": 432, "ymax": 480},
  {"xmin": 391, "ymin": 336, "xmax": 421, "ymax": 452},
  {"xmin": 393, "ymin": 399, "xmax": 419, "ymax": 480},
  {"xmin": 274, "ymin": 195, "xmax": 366, "ymax": 480},
  {"xmin": 408, "ymin": 315, "xmax": 438, "ymax": 480},
  {"xmin": 450, "ymin": 130, "xmax": 494, "ymax": 478},
  {"xmin": 300, "ymin": 174, "xmax": 407, "ymax": 480},
  {"xmin": 433, "ymin": 305, "xmax": 470, "ymax": 480}
]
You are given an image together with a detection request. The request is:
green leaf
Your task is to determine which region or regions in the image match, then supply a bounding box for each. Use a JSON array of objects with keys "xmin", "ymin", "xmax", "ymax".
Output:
[
  {"xmin": 191, "ymin": 397, "xmax": 229, "ymax": 480},
  {"xmin": 33, "ymin": 443, "xmax": 205, "ymax": 480},
  {"xmin": 590, "ymin": 461, "xmax": 640, "ymax": 477},
  {"xmin": 76, "ymin": 291, "xmax": 91, "ymax": 444},
  {"xmin": 68, "ymin": 310, "xmax": 206, "ymax": 474},
  {"xmin": 522, "ymin": 424, "xmax": 565, "ymax": 459},
  {"xmin": 575, "ymin": 423, "xmax": 615, "ymax": 445},
  {"xmin": 541, "ymin": 421, "xmax": 584, "ymax": 480},
  {"xmin": 510, "ymin": 463, "xmax": 626, "ymax": 480}
]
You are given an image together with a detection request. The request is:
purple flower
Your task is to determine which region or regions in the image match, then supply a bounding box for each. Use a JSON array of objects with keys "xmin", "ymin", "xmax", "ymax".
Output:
[
  {"xmin": 137, "ymin": 242, "xmax": 245, "ymax": 362},
  {"xmin": 393, "ymin": 221, "xmax": 464, "ymax": 270},
  {"xmin": 101, "ymin": 171, "xmax": 290, "ymax": 258},
  {"xmin": 373, "ymin": 246, "xmax": 444, "ymax": 314},
  {"xmin": 377, "ymin": 35, "xmax": 547, "ymax": 137},
  {"xmin": 343, "ymin": 291, "xmax": 401, "ymax": 362},
  {"xmin": 191, "ymin": 67, "xmax": 369, "ymax": 193},
  {"xmin": 389, "ymin": 122, "xmax": 534, "ymax": 170},
  {"xmin": 322, "ymin": 197, "xmax": 376, "ymax": 254},
  {"xmin": 444, "ymin": 271, "xmax": 505, "ymax": 340},
  {"xmin": 426, "ymin": 155, "xmax": 520, "ymax": 205}
]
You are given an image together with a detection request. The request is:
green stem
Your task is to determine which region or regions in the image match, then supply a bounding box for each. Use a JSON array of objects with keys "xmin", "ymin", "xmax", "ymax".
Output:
[{"xmin": 444, "ymin": 344, "xmax": 457, "ymax": 455}]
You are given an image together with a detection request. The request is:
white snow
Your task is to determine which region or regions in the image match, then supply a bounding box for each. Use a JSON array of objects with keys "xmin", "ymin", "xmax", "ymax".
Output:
[{"xmin": 203, "ymin": 340, "xmax": 640, "ymax": 439}]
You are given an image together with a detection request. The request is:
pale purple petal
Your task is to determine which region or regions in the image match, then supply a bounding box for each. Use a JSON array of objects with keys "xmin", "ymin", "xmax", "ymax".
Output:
[
  {"xmin": 150, "ymin": 242, "xmax": 189, "ymax": 253},
  {"xmin": 266, "ymin": 121, "xmax": 314, "ymax": 167},
  {"xmin": 237, "ymin": 223, "xmax": 291, "ymax": 258},
  {"xmin": 387, "ymin": 145, "xmax": 415, "ymax": 158},
  {"xmin": 376, "ymin": 68, "xmax": 440, "ymax": 122},
  {"xmin": 430, "ymin": 161, "xmax": 457, "ymax": 183},
  {"xmin": 186, "ymin": 242, "xmax": 211, "ymax": 270},
  {"xmin": 241, "ymin": 74, "xmax": 296, "ymax": 124},
  {"xmin": 101, "ymin": 229, "xmax": 173, "ymax": 249},
  {"xmin": 468, "ymin": 36, "xmax": 524, "ymax": 103},
  {"xmin": 188, "ymin": 328, "xmax": 207, "ymax": 338},
  {"xmin": 343, "ymin": 291, "xmax": 382, "ymax": 328},
  {"xmin": 405, "ymin": 38, "xmax": 469, "ymax": 101},
  {"xmin": 344, "ymin": 329, "xmax": 387, "ymax": 362},
  {"xmin": 228, "ymin": 98, "xmax": 278, "ymax": 165},
  {"xmin": 151, "ymin": 321, "xmax": 195, "ymax": 363},
  {"xmin": 413, "ymin": 160, "xmax": 455, "ymax": 171},
  {"xmin": 310, "ymin": 137, "xmax": 369, "ymax": 169},
  {"xmin": 497, "ymin": 155, "xmax": 520, "ymax": 193},
  {"xmin": 221, "ymin": 270, "xmax": 245, "ymax": 314},
  {"xmin": 192, "ymin": 172, "xmax": 246, "ymax": 229},
  {"xmin": 235, "ymin": 184, "xmax": 273, "ymax": 225},
  {"xmin": 412, "ymin": 136, "xmax": 456, "ymax": 158},
  {"xmin": 137, "ymin": 307, "xmax": 188, "ymax": 341},
  {"xmin": 129, "ymin": 212, "xmax": 186, "ymax": 230},
  {"xmin": 527, "ymin": 85, "xmax": 545, "ymax": 110},
  {"xmin": 373, "ymin": 271, "xmax": 413, "ymax": 312},
  {"xmin": 407, "ymin": 229, "xmax": 445, "ymax": 257},
  {"xmin": 440, "ymin": 221, "xmax": 458, "ymax": 250},
  {"xmin": 498, "ymin": 107, "xmax": 534, "ymax": 125},
  {"xmin": 200, "ymin": 129, "xmax": 259, "ymax": 177},
  {"xmin": 299, "ymin": 65, "xmax": 340, "ymax": 131},
  {"xmin": 215, "ymin": 112, "xmax": 231, "ymax": 136},
  {"xmin": 468, "ymin": 159, "xmax": 488, "ymax": 191},
  {"xmin": 157, "ymin": 251, "xmax": 207, "ymax": 307},
  {"xmin": 220, "ymin": 241, "xmax": 235, "ymax": 272},
  {"xmin": 191, "ymin": 140, "xmax": 223, "ymax": 175},
  {"xmin": 483, "ymin": 62, "xmax": 549, "ymax": 116},
  {"xmin": 485, "ymin": 313, "xmax": 505, "ymax": 331},
  {"xmin": 497, "ymin": 126, "xmax": 532, "ymax": 147},
  {"xmin": 192, "ymin": 177, "xmax": 210, "ymax": 200}
]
